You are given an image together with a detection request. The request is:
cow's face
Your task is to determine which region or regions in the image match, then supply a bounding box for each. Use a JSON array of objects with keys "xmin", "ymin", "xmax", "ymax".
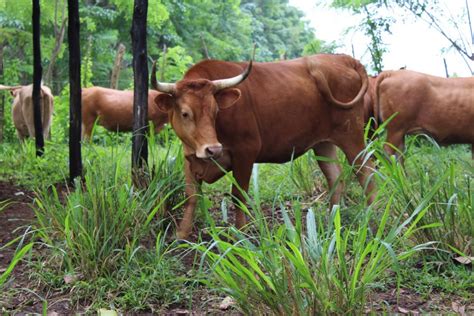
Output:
[
  {"xmin": 154, "ymin": 80, "xmax": 241, "ymax": 159},
  {"xmin": 151, "ymin": 61, "xmax": 252, "ymax": 159}
]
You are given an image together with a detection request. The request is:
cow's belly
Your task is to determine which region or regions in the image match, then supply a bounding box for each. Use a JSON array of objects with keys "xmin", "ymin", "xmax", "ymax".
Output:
[
  {"xmin": 98, "ymin": 112, "xmax": 133, "ymax": 132},
  {"xmin": 256, "ymin": 138, "xmax": 317, "ymax": 163},
  {"xmin": 415, "ymin": 104, "xmax": 474, "ymax": 144}
]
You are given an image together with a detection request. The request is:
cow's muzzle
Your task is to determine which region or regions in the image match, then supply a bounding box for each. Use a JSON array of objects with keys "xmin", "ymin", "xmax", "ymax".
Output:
[{"xmin": 197, "ymin": 144, "xmax": 223, "ymax": 159}]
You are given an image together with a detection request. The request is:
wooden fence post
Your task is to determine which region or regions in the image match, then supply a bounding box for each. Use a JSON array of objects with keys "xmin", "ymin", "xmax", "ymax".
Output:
[
  {"xmin": 32, "ymin": 0, "xmax": 45, "ymax": 157},
  {"xmin": 68, "ymin": 0, "xmax": 82, "ymax": 183},
  {"xmin": 131, "ymin": 0, "xmax": 149, "ymax": 182},
  {"xmin": 0, "ymin": 43, "xmax": 4, "ymax": 143}
]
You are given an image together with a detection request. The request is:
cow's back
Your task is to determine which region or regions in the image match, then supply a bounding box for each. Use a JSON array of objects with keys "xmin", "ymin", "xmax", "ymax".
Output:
[
  {"xmin": 184, "ymin": 54, "xmax": 367, "ymax": 163},
  {"xmin": 82, "ymin": 87, "xmax": 135, "ymax": 131},
  {"xmin": 378, "ymin": 70, "xmax": 474, "ymax": 144}
]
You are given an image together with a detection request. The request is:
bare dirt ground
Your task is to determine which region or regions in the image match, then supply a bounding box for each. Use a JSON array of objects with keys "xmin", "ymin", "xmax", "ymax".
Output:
[{"xmin": 0, "ymin": 180, "xmax": 472, "ymax": 315}]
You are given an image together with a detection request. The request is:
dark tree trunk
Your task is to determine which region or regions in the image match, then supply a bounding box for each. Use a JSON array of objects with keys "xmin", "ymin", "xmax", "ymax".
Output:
[
  {"xmin": 68, "ymin": 0, "xmax": 82, "ymax": 183},
  {"xmin": 131, "ymin": 0, "xmax": 149, "ymax": 178},
  {"xmin": 32, "ymin": 0, "xmax": 45, "ymax": 157},
  {"xmin": 0, "ymin": 43, "xmax": 4, "ymax": 143}
]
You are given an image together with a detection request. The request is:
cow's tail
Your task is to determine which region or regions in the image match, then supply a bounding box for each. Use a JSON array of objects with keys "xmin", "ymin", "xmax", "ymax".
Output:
[
  {"xmin": 374, "ymin": 71, "xmax": 392, "ymax": 125},
  {"xmin": 308, "ymin": 57, "xmax": 368, "ymax": 109}
]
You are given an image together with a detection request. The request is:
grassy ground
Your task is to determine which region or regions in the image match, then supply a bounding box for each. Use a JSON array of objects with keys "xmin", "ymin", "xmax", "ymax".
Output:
[{"xmin": 0, "ymin": 128, "xmax": 473, "ymax": 314}]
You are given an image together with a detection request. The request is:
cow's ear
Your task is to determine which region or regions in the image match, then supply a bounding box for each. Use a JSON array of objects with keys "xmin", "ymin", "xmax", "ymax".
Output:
[
  {"xmin": 215, "ymin": 88, "xmax": 241, "ymax": 110},
  {"xmin": 154, "ymin": 93, "xmax": 175, "ymax": 113},
  {"xmin": 10, "ymin": 89, "xmax": 20, "ymax": 97}
]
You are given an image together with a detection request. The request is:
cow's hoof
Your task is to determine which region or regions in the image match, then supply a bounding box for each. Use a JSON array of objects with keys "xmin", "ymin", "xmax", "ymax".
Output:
[{"xmin": 176, "ymin": 230, "xmax": 191, "ymax": 241}]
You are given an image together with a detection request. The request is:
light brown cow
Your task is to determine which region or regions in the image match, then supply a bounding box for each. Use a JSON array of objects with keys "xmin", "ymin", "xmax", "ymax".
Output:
[
  {"xmin": 376, "ymin": 70, "xmax": 474, "ymax": 160},
  {"xmin": 0, "ymin": 84, "xmax": 54, "ymax": 141},
  {"xmin": 81, "ymin": 87, "xmax": 168, "ymax": 139},
  {"xmin": 151, "ymin": 53, "xmax": 377, "ymax": 240}
]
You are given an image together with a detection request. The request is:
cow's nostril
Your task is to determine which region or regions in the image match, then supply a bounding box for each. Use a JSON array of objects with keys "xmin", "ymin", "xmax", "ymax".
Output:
[{"xmin": 205, "ymin": 145, "xmax": 223, "ymax": 157}]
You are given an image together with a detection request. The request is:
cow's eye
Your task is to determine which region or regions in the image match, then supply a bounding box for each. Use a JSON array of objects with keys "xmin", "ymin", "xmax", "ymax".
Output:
[{"xmin": 181, "ymin": 112, "xmax": 189, "ymax": 119}]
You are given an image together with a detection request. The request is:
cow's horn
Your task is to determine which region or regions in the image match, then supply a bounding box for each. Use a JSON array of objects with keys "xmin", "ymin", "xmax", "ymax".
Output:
[
  {"xmin": 213, "ymin": 45, "xmax": 255, "ymax": 91},
  {"xmin": 150, "ymin": 60, "xmax": 176, "ymax": 94},
  {"xmin": 213, "ymin": 60, "xmax": 253, "ymax": 91}
]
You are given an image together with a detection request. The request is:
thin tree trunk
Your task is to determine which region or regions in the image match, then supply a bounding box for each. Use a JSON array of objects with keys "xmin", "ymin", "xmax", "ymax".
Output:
[
  {"xmin": 45, "ymin": 0, "xmax": 67, "ymax": 86},
  {"xmin": 110, "ymin": 43, "xmax": 126, "ymax": 89},
  {"xmin": 131, "ymin": 0, "xmax": 149, "ymax": 181},
  {"xmin": 45, "ymin": 17, "xmax": 67, "ymax": 86},
  {"xmin": 443, "ymin": 58, "xmax": 449, "ymax": 78},
  {"xmin": 33, "ymin": 0, "xmax": 44, "ymax": 157},
  {"xmin": 200, "ymin": 33, "xmax": 210, "ymax": 59},
  {"xmin": 68, "ymin": 0, "xmax": 82, "ymax": 183},
  {"xmin": 467, "ymin": 0, "xmax": 473, "ymax": 45},
  {"xmin": 160, "ymin": 44, "xmax": 167, "ymax": 81}
]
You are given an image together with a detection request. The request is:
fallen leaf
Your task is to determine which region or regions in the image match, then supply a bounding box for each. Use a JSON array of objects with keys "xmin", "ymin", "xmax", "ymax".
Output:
[
  {"xmin": 398, "ymin": 306, "xmax": 410, "ymax": 314},
  {"xmin": 452, "ymin": 301, "xmax": 466, "ymax": 315},
  {"xmin": 98, "ymin": 309, "xmax": 118, "ymax": 316},
  {"xmin": 219, "ymin": 296, "xmax": 235, "ymax": 310},
  {"xmin": 454, "ymin": 256, "xmax": 473, "ymax": 265},
  {"xmin": 63, "ymin": 274, "xmax": 78, "ymax": 284},
  {"xmin": 170, "ymin": 309, "xmax": 190, "ymax": 315}
]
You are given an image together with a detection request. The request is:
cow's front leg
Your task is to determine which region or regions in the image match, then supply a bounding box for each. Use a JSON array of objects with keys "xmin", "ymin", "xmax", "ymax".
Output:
[
  {"xmin": 230, "ymin": 157, "xmax": 254, "ymax": 229},
  {"xmin": 313, "ymin": 142, "xmax": 344, "ymax": 205},
  {"xmin": 176, "ymin": 159, "xmax": 201, "ymax": 240}
]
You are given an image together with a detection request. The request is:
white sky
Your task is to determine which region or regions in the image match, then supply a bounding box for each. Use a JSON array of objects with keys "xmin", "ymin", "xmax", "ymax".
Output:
[{"xmin": 289, "ymin": 0, "xmax": 474, "ymax": 77}]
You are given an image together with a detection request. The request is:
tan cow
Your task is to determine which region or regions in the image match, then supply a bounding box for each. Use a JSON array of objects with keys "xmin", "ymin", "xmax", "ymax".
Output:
[
  {"xmin": 376, "ymin": 70, "xmax": 474, "ymax": 160},
  {"xmin": 151, "ymin": 53, "xmax": 376, "ymax": 239},
  {"xmin": 81, "ymin": 87, "xmax": 169, "ymax": 139},
  {"xmin": 0, "ymin": 84, "xmax": 54, "ymax": 141}
]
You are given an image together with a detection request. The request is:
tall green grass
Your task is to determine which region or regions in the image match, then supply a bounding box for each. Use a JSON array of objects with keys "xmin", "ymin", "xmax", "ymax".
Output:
[
  {"xmin": 187, "ymin": 126, "xmax": 472, "ymax": 314},
  {"xmin": 21, "ymin": 132, "xmax": 189, "ymax": 310},
  {"xmin": 191, "ymin": 195, "xmax": 436, "ymax": 314},
  {"xmin": 366, "ymin": 134, "xmax": 473, "ymax": 257}
]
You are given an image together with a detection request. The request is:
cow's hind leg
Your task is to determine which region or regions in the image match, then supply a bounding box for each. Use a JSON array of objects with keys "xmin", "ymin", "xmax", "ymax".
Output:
[
  {"xmin": 338, "ymin": 137, "xmax": 377, "ymax": 205},
  {"xmin": 313, "ymin": 142, "xmax": 344, "ymax": 205},
  {"xmin": 385, "ymin": 129, "xmax": 405, "ymax": 164}
]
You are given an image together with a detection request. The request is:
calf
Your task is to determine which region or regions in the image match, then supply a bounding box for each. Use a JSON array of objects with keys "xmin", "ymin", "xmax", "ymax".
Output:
[
  {"xmin": 376, "ymin": 70, "xmax": 474, "ymax": 159},
  {"xmin": 81, "ymin": 87, "xmax": 168, "ymax": 139},
  {"xmin": 0, "ymin": 84, "xmax": 54, "ymax": 141}
]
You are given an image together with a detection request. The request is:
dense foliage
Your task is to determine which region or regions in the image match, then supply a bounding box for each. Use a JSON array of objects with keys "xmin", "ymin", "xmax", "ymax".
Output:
[
  {"xmin": 0, "ymin": 0, "xmax": 316, "ymax": 90},
  {"xmin": 0, "ymin": 0, "xmax": 325, "ymax": 142}
]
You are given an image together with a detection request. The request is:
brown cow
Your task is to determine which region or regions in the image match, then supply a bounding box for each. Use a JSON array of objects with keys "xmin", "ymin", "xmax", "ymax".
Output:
[
  {"xmin": 375, "ymin": 70, "xmax": 474, "ymax": 160},
  {"xmin": 81, "ymin": 87, "xmax": 168, "ymax": 139},
  {"xmin": 151, "ymin": 54, "xmax": 376, "ymax": 239},
  {"xmin": 0, "ymin": 84, "xmax": 54, "ymax": 141}
]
